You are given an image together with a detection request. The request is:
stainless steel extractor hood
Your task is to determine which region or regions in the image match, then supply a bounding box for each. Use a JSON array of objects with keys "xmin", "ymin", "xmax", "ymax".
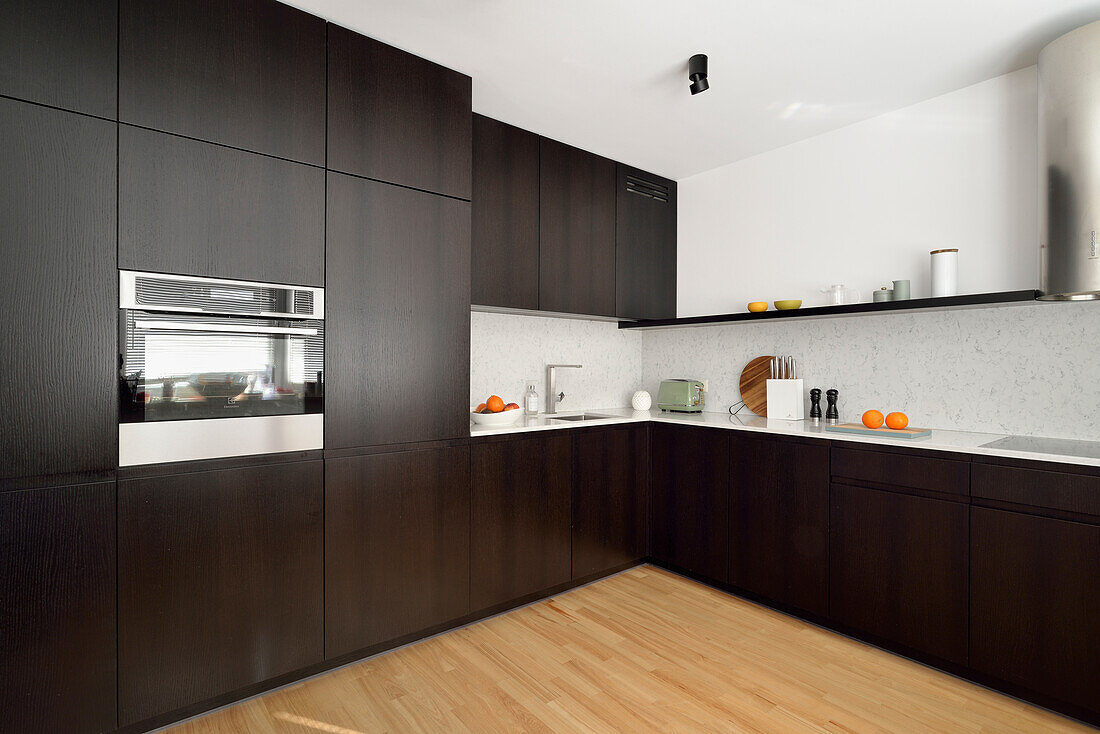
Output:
[{"xmin": 1039, "ymin": 20, "xmax": 1100, "ymax": 300}]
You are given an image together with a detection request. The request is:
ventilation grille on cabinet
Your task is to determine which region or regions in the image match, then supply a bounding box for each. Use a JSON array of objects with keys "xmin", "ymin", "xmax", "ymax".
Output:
[{"xmin": 625, "ymin": 175, "xmax": 670, "ymax": 203}]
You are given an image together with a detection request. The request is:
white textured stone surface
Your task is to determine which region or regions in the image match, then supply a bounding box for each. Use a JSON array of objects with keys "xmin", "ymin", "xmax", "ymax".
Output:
[
  {"xmin": 642, "ymin": 300, "xmax": 1100, "ymax": 441},
  {"xmin": 470, "ymin": 310, "xmax": 645, "ymax": 411}
]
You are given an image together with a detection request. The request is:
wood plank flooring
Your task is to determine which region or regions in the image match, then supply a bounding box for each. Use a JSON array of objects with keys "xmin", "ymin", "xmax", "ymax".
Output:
[{"xmin": 164, "ymin": 565, "xmax": 1088, "ymax": 733}]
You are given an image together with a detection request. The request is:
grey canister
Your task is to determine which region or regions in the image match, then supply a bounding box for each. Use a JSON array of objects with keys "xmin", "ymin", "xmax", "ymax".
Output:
[
  {"xmin": 892, "ymin": 279, "xmax": 911, "ymax": 300},
  {"xmin": 873, "ymin": 287, "xmax": 892, "ymax": 302}
]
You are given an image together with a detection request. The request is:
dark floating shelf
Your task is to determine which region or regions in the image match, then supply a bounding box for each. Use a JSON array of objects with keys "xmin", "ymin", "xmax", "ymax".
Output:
[{"xmin": 618, "ymin": 290, "xmax": 1041, "ymax": 330}]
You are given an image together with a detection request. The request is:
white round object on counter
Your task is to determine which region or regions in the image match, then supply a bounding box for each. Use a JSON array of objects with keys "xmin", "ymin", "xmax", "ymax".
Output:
[
  {"xmin": 631, "ymin": 390, "xmax": 652, "ymax": 411},
  {"xmin": 930, "ymin": 248, "xmax": 959, "ymax": 297},
  {"xmin": 470, "ymin": 409, "xmax": 524, "ymax": 426}
]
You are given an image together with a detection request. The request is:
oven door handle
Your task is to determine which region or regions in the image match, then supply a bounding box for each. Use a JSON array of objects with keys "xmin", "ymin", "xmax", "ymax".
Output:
[{"xmin": 133, "ymin": 320, "xmax": 318, "ymax": 336}]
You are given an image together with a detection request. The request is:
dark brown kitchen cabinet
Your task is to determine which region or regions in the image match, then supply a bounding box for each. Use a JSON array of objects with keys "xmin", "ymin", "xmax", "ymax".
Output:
[
  {"xmin": 539, "ymin": 137, "xmax": 617, "ymax": 317},
  {"xmin": 616, "ymin": 165, "xmax": 677, "ymax": 320},
  {"xmin": 0, "ymin": 98, "xmax": 116, "ymax": 483},
  {"xmin": 328, "ymin": 25, "xmax": 472, "ymax": 199},
  {"xmin": 649, "ymin": 424, "xmax": 730, "ymax": 583},
  {"xmin": 120, "ymin": 0, "xmax": 325, "ymax": 164},
  {"xmin": 0, "ymin": 0, "xmax": 116, "ymax": 118},
  {"xmin": 325, "ymin": 446, "xmax": 471, "ymax": 659},
  {"xmin": 470, "ymin": 434, "xmax": 572, "ymax": 611},
  {"xmin": 326, "ymin": 173, "xmax": 470, "ymax": 449},
  {"xmin": 117, "ymin": 459, "xmax": 323, "ymax": 727},
  {"xmin": 119, "ymin": 125, "xmax": 325, "ymax": 285},
  {"xmin": 830, "ymin": 482, "xmax": 968, "ymax": 666},
  {"xmin": 471, "ymin": 114, "xmax": 540, "ymax": 310},
  {"xmin": 0, "ymin": 482, "xmax": 116, "ymax": 734},
  {"xmin": 728, "ymin": 435, "xmax": 828, "ymax": 617},
  {"xmin": 572, "ymin": 425, "xmax": 649, "ymax": 578},
  {"xmin": 971, "ymin": 508, "xmax": 1100, "ymax": 720}
]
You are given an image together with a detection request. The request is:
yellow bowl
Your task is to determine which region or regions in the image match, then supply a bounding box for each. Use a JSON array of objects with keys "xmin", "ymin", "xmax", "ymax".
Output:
[
  {"xmin": 747, "ymin": 301, "xmax": 768, "ymax": 312},
  {"xmin": 773, "ymin": 299, "xmax": 802, "ymax": 310}
]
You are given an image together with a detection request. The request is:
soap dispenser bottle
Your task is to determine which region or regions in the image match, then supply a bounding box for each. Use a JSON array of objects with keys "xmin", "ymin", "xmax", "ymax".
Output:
[{"xmin": 524, "ymin": 380, "xmax": 539, "ymax": 416}]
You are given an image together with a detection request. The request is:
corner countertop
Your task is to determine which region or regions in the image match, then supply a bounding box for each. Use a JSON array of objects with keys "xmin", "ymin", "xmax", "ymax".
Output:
[{"xmin": 470, "ymin": 407, "xmax": 1100, "ymax": 469}]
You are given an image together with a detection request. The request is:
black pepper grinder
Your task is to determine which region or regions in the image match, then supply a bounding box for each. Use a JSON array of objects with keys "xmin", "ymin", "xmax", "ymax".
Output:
[
  {"xmin": 809, "ymin": 388, "xmax": 822, "ymax": 425},
  {"xmin": 825, "ymin": 389, "xmax": 840, "ymax": 425}
]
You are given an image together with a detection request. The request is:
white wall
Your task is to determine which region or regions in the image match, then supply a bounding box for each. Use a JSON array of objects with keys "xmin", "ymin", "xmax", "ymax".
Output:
[{"xmin": 676, "ymin": 67, "xmax": 1039, "ymax": 317}]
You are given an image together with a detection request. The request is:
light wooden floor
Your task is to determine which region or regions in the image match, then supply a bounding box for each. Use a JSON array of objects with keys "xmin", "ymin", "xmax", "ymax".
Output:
[{"xmin": 164, "ymin": 565, "xmax": 1089, "ymax": 733}]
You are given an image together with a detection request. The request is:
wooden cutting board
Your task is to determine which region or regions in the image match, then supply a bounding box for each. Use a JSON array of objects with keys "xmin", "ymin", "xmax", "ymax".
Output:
[
  {"xmin": 825, "ymin": 423, "xmax": 932, "ymax": 439},
  {"xmin": 738, "ymin": 355, "xmax": 774, "ymax": 416}
]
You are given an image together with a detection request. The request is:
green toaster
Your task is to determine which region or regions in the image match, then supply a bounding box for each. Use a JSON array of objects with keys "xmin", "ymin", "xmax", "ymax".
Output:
[{"xmin": 657, "ymin": 379, "xmax": 705, "ymax": 412}]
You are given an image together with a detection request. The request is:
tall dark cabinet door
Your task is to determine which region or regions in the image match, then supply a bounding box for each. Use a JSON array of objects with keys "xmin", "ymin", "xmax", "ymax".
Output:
[
  {"xmin": 119, "ymin": 125, "xmax": 325, "ymax": 285},
  {"xmin": 830, "ymin": 483, "xmax": 968, "ymax": 666},
  {"xmin": 777, "ymin": 440, "xmax": 829, "ymax": 616},
  {"xmin": 0, "ymin": 98, "xmax": 116, "ymax": 483},
  {"xmin": 0, "ymin": 482, "xmax": 116, "ymax": 734},
  {"xmin": 0, "ymin": 0, "xmax": 116, "ymax": 117},
  {"xmin": 120, "ymin": 0, "xmax": 326, "ymax": 164},
  {"xmin": 572, "ymin": 425, "xmax": 649, "ymax": 578},
  {"xmin": 649, "ymin": 424, "xmax": 729, "ymax": 583},
  {"xmin": 326, "ymin": 173, "xmax": 471, "ymax": 449},
  {"xmin": 470, "ymin": 434, "xmax": 572, "ymax": 611},
  {"xmin": 971, "ymin": 507, "xmax": 1100, "ymax": 716},
  {"xmin": 325, "ymin": 446, "xmax": 471, "ymax": 659},
  {"xmin": 616, "ymin": 165, "xmax": 676, "ymax": 320},
  {"xmin": 118, "ymin": 460, "xmax": 323, "ymax": 726},
  {"xmin": 728, "ymin": 435, "xmax": 783, "ymax": 601},
  {"xmin": 471, "ymin": 114, "xmax": 540, "ymax": 310},
  {"xmin": 539, "ymin": 137, "xmax": 617, "ymax": 317},
  {"xmin": 328, "ymin": 25, "xmax": 472, "ymax": 199}
]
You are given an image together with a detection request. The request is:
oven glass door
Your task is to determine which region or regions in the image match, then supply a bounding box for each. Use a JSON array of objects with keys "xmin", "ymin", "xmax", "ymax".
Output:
[{"xmin": 120, "ymin": 311, "xmax": 324, "ymax": 423}]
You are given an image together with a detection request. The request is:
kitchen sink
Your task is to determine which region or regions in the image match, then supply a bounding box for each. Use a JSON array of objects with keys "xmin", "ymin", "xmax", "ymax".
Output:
[{"xmin": 547, "ymin": 413, "xmax": 617, "ymax": 423}]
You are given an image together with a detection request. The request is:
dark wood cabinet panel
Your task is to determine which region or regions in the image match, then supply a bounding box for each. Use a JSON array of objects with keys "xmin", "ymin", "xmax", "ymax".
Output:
[
  {"xmin": 650, "ymin": 424, "xmax": 729, "ymax": 582},
  {"xmin": 972, "ymin": 461, "xmax": 1100, "ymax": 518},
  {"xmin": 832, "ymin": 445, "xmax": 969, "ymax": 498},
  {"xmin": 118, "ymin": 460, "xmax": 323, "ymax": 726},
  {"xmin": 971, "ymin": 507, "xmax": 1100, "ymax": 716},
  {"xmin": 0, "ymin": 0, "xmax": 116, "ymax": 117},
  {"xmin": 0, "ymin": 98, "xmax": 116, "ymax": 482},
  {"xmin": 119, "ymin": 125, "xmax": 325, "ymax": 285},
  {"xmin": 0, "ymin": 482, "xmax": 116, "ymax": 733},
  {"xmin": 616, "ymin": 165, "xmax": 676, "ymax": 320},
  {"xmin": 120, "ymin": 0, "xmax": 325, "ymax": 164},
  {"xmin": 328, "ymin": 25, "xmax": 472, "ymax": 199},
  {"xmin": 728, "ymin": 436, "xmax": 828, "ymax": 616},
  {"xmin": 572, "ymin": 425, "xmax": 649, "ymax": 578},
  {"xmin": 325, "ymin": 446, "xmax": 471, "ymax": 658},
  {"xmin": 539, "ymin": 137, "xmax": 617, "ymax": 317},
  {"xmin": 830, "ymin": 483, "xmax": 968, "ymax": 665},
  {"xmin": 471, "ymin": 114, "xmax": 540, "ymax": 310},
  {"xmin": 326, "ymin": 173, "xmax": 470, "ymax": 449},
  {"xmin": 471, "ymin": 434, "xmax": 572, "ymax": 610}
]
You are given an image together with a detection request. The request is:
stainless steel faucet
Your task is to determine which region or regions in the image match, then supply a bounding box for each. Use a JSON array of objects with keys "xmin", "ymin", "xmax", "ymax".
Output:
[{"xmin": 545, "ymin": 364, "xmax": 582, "ymax": 414}]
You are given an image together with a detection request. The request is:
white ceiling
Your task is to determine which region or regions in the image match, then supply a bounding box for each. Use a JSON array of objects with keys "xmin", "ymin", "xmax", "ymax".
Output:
[{"xmin": 290, "ymin": 0, "xmax": 1100, "ymax": 180}]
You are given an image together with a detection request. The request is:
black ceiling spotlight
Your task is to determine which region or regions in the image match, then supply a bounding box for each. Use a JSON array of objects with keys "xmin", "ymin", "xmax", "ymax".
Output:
[{"xmin": 689, "ymin": 54, "xmax": 709, "ymax": 95}]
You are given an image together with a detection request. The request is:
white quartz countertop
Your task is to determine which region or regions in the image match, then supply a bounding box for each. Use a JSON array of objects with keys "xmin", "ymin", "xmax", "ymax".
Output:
[{"xmin": 470, "ymin": 408, "xmax": 1100, "ymax": 468}]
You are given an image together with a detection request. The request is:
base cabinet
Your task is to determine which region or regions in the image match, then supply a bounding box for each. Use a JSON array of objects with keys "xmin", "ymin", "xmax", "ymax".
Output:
[
  {"xmin": 572, "ymin": 425, "xmax": 649, "ymax": 578},
  {"xmin": 325, "ymin": 446, "xmax": 471, "ymax": 658},
  {"xmin": 0, "ymin": 482, "xmax": 116, "ymax": 734},
  {"xmin": 971, "ymin": 507, "xmax": 1100, "ymax": 718},
  {"xmin": 118, "ymin": 460, "xmax": 323, "ymax": 726},
  {"xmin": 471, "ymin": 434, "xmax": 572, "ymax": 611}
]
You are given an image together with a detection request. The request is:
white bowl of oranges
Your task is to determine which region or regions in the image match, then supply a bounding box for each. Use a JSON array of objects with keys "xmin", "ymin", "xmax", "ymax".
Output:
[{"xmin": 470, "ymin": 395, "xmax": 523, "ymax": 425}]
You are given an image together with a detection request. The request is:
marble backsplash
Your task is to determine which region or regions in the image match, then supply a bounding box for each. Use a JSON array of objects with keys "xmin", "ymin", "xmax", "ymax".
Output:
[{"xmin": 642, "ymin": 300, "xmax": 1100, "ymax": 441}]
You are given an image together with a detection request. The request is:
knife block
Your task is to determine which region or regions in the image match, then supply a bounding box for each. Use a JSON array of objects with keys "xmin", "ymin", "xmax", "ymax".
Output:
[{"xmin": 766, "ymin": 379, "xmax": 805, "ymax": 420}]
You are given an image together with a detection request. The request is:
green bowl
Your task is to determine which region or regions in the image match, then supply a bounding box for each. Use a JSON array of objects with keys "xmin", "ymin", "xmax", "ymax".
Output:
[{"xmin": 773, "ymin": 299, "xmax": 802, "ymax": 310}]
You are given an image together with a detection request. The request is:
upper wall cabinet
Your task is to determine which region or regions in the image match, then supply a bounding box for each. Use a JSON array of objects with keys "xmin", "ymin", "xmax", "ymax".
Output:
[
  {"xmin": 539, "ymin": 137, "xmax": 617, "ymax": 317},
  {"xmin": 328, "ymin": 25, "xmax": 472, "ymax": 199},
  {"xmin": 0, "ymin": 0, "xmax": 117, "ymax": 118},
  {"xmin": 617, "ymin": 165, "xmax": 677, "ymax": 320},
  {"xmin": 120, "ymin": 0, "xmax": 326, "ymax": 165},
  {"xmin": 0, "ymin": 99, "xmax": 116, "ymax": 483},
  {"xmin": 471, "ymin": 114, "xmax": 540, "ymax": 310},
  {"xmin": 119, "ymin": 125, "xmax": 325, "ymax": 286}
]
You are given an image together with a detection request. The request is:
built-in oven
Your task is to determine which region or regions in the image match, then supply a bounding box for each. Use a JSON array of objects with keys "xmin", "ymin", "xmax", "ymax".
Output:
[{"xmin": 118, "ymin": 270, "xmax": 324, "ymax": 466}]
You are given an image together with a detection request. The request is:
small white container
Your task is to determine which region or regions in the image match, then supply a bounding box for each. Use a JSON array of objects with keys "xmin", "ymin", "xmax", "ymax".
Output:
[
  {"xmin": 631, "ymin": 390, "xmax": 652, "ymax": 411},
  {"xmin": 930, "ymin": 249, "xmax": 959, "ymax": 297},
  {"xmin": 766, "ymin": 379, "xmax": 805, "ymax": 421}
]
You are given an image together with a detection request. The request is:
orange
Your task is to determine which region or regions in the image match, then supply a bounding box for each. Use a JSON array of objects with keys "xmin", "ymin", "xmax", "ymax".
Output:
[
  {"xmin": 486, "ymin": 395, "xmax": 505, "ymax": 413},
  {"xmin": 885, "ymin": 411, "xmax": 909, "ymax": 430},
  {"xmin": 475, "ymin": 402, "xmax": 487, "ymax": 413},
  {"xmin": 862, "ymin": 410, "xmax": 885, "ymax": 429}
]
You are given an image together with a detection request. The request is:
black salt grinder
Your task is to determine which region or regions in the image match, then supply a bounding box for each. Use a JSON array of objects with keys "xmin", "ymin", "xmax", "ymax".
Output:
[
  {"xmin": 809, "ymin": 388, "xmax": 822, "ymax": 425},
  {"xmin": 825, "ymin": 389, "xmax": 839, "ymax": 425}
]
